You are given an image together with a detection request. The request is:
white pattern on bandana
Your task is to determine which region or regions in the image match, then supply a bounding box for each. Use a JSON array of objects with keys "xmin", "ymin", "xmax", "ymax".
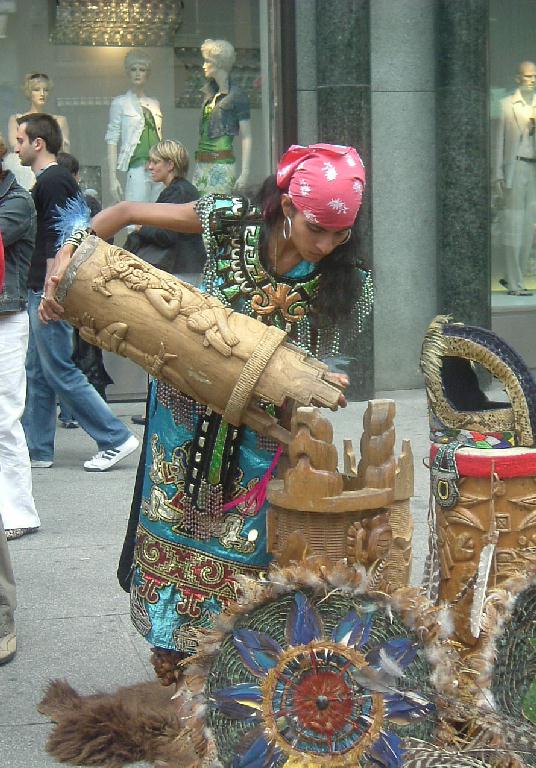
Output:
[
  {"xmin": 353, "ymin": 180, "xmax": 364, "ymax": 194},
  {"xmin": 299, "ymin": 181, "xmax": 312, "ymax": 196},
  {"xmin": 277, "ymin": 163, "xmax": 293, "ymax": 180},
  {"xmin": 323, "ymin": 162, "xmax": 337, "ymax": 181},
  {"xmin": 303, "ymin": 209, "xmax": 319, "ymax": 223},
  {"xmin": 328, "ymin": 198, "xmax": 349, "ymax": 214}
]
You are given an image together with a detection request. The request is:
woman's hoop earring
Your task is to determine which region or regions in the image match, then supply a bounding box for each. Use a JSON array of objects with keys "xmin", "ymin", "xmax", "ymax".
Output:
[
  {"xmin": 341, "ymin": 230, "xmax": 352, "ymax": 245},
  {"xmin": 283, "ymin": 216, "xmax": 292, "ymax": 240}
]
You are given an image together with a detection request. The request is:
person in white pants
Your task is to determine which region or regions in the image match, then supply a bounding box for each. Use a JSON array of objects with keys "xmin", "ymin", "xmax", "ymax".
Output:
[
  {"xmin": 0, "ymin": 313, "xmax": 41, "ymax": 539},
  {"xmin": 0, "ymin": 134, "xmax": 41, "ymax": 540}
]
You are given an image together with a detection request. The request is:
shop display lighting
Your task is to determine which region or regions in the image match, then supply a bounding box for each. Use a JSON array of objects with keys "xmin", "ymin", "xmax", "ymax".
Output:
[{"xmin": 50, "ymin": 0, "xmax": 183, "ymax": 47}]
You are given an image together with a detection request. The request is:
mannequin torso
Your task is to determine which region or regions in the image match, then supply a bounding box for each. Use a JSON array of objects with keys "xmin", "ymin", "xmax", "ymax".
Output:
[
  {"xmin": 5, "ymin": 74, "xmax": 70, "ymax": 190},
  {"xmin": 192, "ymin": 43, "xmax": 252, "ymax": 195},
  {"xmin": 105, "ymin": 57, "xmax": 163, "ymax": 204}
]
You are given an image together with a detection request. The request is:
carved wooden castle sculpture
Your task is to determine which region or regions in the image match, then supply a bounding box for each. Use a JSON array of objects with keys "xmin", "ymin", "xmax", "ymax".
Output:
[{"xmin": 267, "ymin": 400, "xmax": 414, "ymax": 592}]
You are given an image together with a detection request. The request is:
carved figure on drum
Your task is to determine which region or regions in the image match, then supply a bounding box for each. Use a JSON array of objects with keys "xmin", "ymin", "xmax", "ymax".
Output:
[{"xmin": 40, "ymin": 142, "xmax": 374, "ymax": 679}]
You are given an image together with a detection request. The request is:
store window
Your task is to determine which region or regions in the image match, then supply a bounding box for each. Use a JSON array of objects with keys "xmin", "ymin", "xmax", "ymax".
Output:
[
  {"xmin": 0, "ymin": 0, "xmax": 274, "ymax": 207},
  {"xmin": 490, "ymin": 0, "xmax": 536, "ymax": 302},
  {"xmin": 0, "ymin": 0, "xmax": 277, "ymax": 399}
]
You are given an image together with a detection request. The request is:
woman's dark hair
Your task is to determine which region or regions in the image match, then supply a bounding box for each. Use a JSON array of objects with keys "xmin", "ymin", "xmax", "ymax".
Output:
[
  {"xmin": 253, "ymin": 174, "xmax": 368, "ymax": 326},
  {"xmin": 57, "ymin": 151, "xmax": 80, "ymax": 177}
]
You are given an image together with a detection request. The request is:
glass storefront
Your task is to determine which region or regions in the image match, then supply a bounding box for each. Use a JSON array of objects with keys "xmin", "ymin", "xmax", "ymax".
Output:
[
  {"xmin": 490, "ymin": 0, "xmax": 536, "ymax": 299},
  {"xmin": 1, "ymin": 0, "xmax": 273, "ymax": 204},
  {"xmin": 0, "ymin": 0, "xmax": 275, "ymax": 397},
  {"xmin": 489, "ymin": 0, "xmax": 536, "ymax": 383}
]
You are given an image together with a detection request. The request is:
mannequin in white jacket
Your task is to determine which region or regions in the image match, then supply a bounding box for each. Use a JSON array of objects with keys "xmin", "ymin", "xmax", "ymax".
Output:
[{"xmin": 105, "ymin": 51, "xmax": 163, "ymax": 204}]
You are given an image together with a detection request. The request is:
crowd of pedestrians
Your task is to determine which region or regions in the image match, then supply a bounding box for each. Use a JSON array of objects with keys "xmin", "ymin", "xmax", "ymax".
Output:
[
  {"xmin": 0, "ymin": 109, "xmax": 212, "ymax": 668},
  {"xmin": 0, "ymin": 114, "xmax": 135, "ymax": 665}
]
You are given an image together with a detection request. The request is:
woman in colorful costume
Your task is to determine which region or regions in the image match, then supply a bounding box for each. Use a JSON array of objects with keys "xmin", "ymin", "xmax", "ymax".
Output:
[{"xmin": 41, "ymin": 143, "xmax": 373, "ymax": 673}]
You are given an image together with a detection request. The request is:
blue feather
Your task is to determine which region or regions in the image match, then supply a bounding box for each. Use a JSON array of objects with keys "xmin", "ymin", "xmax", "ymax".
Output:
[
  {"xmin": 232, "ymin": 734, "xmax": 282, "ymax": 768},
  {"xmin": 367, "ymin": 730, "xmax": 404, "ymax": 768},
  {"xmin": 366, "ymin": 637, "xmax": 418, "ymax": 672},
  {"xmin": 53, "ymin": 193, "xmax": 92, "ymax": 248},
  {"xmin": 331, "ymin": 607, "xmax": 373, "ymax": 648},
  {"xmin": 384, "ymin": 691, "xmax": 435, "ymax": 724},
  {"xmin": 286, "ymin": 591, "xmax": 322, "ymax": 647},
  {"xmin": 233, "ymin": 628, "xmax": 282, "ymax": 677},
  {"xmin": 211, "ymin": 682, "xmax": 263, "ymax": 720}
]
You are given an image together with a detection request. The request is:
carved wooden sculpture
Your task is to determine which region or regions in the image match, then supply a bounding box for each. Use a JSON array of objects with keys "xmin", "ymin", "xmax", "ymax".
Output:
[
  {"xmin": 434, "ymin": 447, "xmax": 536, "ymax": 648},
  {"xmin": 421, "ymin": 315, "xmax": 536, "ymax": 650},
  {"xmin": 56, "ymin": 237, "xmax": 342, "ymax": 442},
  {"xmin": 267, "ymin": 401, "xmax": 414, "ymax": 591},
  {"xmin": 346, "ymin": 400, "xmax": 414, "ymax": 589}
]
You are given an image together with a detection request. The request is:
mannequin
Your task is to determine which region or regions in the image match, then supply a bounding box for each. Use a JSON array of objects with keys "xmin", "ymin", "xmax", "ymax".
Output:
[
  {"xmin": 494, "ymin": 60, "xmax": 536, "ymax": 295},
  {"xmin": 192, "ymin": 39, "xmax": 252, "ymax": 195},
  {"xmin": 5, "ymin": 73, "xmax": 70, "ymax": 190},
  {"xmin": 105, "ymin": 51, "xmax": 163, "ymax": 204}
]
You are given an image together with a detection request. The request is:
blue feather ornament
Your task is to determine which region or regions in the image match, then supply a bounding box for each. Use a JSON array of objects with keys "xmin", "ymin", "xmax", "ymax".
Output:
[
  {"xmin": 384, "ymin": 691, "xmax": 436, "ymax": 724},
  {"xmin": 366, "ymin": 637, "xmax": 418, "ymax": 672},
  {"xmin": 368, "ymin": 730, "xmax": 404, "ymax": 768},
  {"xmin": 211, "ymin": 682, "xmax": 263, "ymax": 720},
  {"xmin": 286, "ymin": 591, "xmax": 322, "ymax": 647},
  {"xmin": 233, "ymin": 628, "xmax": 282, "ymax": 677},
  {"xmin": 331, "ymin": 607, "xmax": 373, "ymax": 648},
  {"xmin": 231, "ymin": 733, "xmax": 281, "ymax": 768},
  {"xmin": 53, "ymin": 193, "xmax": 92, "ymax": 248}
]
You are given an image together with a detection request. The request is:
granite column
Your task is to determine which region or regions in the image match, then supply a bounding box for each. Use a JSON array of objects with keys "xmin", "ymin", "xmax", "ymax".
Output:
[
  {"xmin": 436, "ymin": 0, "xmax": 490, "ymax": 327},
  {"xmin": 316, "ymin": 0, "xmax": 373, "ymax": 399}
]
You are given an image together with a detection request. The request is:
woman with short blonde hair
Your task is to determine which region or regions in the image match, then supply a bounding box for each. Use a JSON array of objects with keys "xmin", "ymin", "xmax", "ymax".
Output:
[
  {"xmin": 123, "ymin": 138, "xmax": 205, "ymax": 280},
  {"xmin": 148, "ymin": 139, "xmax": 189, "ymax": 180}
]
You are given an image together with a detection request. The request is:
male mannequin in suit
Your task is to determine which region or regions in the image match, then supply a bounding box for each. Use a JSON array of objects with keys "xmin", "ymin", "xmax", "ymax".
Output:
[{"xmin": 494, "ymin": 60, "xmax": 536, "ymax": 295}]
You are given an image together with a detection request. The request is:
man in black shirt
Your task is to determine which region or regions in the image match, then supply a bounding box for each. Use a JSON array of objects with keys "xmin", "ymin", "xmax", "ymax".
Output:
[{"xmin": 16, "ymin": 114, "xmax": 138, "ymax": 471}]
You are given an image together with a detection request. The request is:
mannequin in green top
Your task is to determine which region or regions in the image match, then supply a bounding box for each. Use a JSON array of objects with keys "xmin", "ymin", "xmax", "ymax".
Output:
[
  {"xmin": 192, "ymin": 39, "xmax": 252, "ymax": 195},
  {"xmin": 105, "ymin": 51, "xmax": 164, "ymax": 204}
]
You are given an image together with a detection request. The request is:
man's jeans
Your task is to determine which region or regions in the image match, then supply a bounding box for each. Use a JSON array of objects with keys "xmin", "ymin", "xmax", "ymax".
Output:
[
  {"xmin": 23, "ymin": 290, "xmax": 132, "ymax": 462},
  {"xmin": 0, "ymin": 311, "xmax": 40, "ymax": 530}
]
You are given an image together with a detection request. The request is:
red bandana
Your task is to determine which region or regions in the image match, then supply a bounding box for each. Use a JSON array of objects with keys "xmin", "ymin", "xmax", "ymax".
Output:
[{"xmin": 276, "ymin": 143, "xmax": 365, "ymax": 228}]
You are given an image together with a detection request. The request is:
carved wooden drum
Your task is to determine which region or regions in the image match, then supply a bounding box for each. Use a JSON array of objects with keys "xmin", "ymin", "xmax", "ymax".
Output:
[
  {"xmin": 431, "ymin": 444, "xmax": 536, "ymax": 647},
  {"xmin": 56, "ymin": 237, "xmax": 342, "ymax": 440}
]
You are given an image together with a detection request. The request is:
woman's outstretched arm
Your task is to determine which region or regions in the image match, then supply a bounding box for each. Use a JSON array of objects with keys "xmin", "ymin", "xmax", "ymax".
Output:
[{"xmin": 92, "ymin": 200, "xmax": 202, "ymax": 241}]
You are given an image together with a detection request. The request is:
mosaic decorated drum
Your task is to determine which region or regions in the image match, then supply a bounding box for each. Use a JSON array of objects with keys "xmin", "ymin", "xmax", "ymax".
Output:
[
  {"xmin": 469, "ymin": 571, "xmax": 536, "ymax": 766},
  {"xmin": 204, "ymin": 588, "xmax": 443, "ymax": 767},
  {"xmin": 55, "ymin": 236, "xmax": 342, "ymax": 438}
]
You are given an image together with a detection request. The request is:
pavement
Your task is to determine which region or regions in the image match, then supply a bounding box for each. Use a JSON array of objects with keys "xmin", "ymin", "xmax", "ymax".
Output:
[{"xmin": 0, "ymin": 389, "xmax": 432, "ymax": 767}]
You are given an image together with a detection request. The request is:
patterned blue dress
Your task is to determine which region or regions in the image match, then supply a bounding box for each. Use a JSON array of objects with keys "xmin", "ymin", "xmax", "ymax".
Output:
[{"xmin": 127, "ymin": 194, "xmax": 372, "ymax": 653}]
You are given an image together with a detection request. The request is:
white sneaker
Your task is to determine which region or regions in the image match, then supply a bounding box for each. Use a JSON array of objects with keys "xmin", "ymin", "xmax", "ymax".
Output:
[
  {"xmin": 0, "ymin": 632, "xmax": 16, "ymax": 666},
  {"xmin": 83, "ymin": 435, "xmax": 139, "ymax": 472},
  {"xmin": 31, "ymin": 460, "xmax": 53, "ymax": 468}
]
